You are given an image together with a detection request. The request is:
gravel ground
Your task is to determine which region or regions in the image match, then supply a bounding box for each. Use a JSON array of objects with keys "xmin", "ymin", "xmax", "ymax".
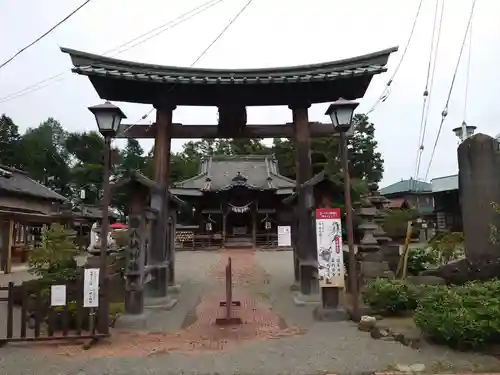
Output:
[{"xmin": 0, "ymin": 250, "xmax": 499, "ymax": 375}]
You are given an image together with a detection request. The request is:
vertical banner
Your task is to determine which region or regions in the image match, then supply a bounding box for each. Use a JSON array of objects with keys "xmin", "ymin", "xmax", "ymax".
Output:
[
  {"xmin": 315, "ymin": 208, "xmax": 345, "ymax": 287},
  {"xmin": 83, "ymin": 268, "xmax": 100, "ymax": 308}
]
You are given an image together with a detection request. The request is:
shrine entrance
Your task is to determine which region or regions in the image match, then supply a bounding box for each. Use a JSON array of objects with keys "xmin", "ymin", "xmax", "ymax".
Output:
[{"xmin": 61, "ymin": 45, "xmax": 397, "ymax": 313}]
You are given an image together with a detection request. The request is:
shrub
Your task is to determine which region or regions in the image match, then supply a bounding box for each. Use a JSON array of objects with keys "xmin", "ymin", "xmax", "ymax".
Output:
[
  {"xmin": 414, "ymin": 279, "xmax": 500, "ymax": 348},
  {"xmin": 28, "ymin": 223, "xmax": 79, "ymax": 284},
  {"xmin": 382, "ymin": 209, "xmax": 419, "ymax": 239},
  {"xmin": 363, "ymin": 278, "xmax": 419, "ymax": 314},
  {"xmin": 406, "ymin": 247, "xmax": 438, "ymax": 275},
  {"xmin": 428, "ymin": 231, "xmax": 464, "ymax": 265}
]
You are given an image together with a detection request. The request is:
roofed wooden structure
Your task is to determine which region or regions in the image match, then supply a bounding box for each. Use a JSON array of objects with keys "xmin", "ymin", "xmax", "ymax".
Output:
[{"xmin": 61, "ymin": 47, "xmax": 397, "ymax": 106}]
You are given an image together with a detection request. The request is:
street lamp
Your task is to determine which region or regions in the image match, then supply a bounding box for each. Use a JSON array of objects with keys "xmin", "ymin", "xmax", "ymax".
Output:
[
  {"xmin": 325, "ymin": 98, "xmax": 360, "ymax": 320},
  {"xmin": 88, "ymin": 101, "xmax": 126, "ymax": 334}
]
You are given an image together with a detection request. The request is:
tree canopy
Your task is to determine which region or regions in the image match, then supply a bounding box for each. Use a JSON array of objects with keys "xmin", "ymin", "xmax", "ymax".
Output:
[{"xmin": 0, "ymin": 112, "xmax": 384, "ymax": 215}]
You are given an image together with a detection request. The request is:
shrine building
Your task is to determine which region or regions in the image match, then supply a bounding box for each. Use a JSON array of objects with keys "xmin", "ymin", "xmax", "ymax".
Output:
[{"xmin": 171, "ymin": 154, "xmax": 295, "ymax": 249}]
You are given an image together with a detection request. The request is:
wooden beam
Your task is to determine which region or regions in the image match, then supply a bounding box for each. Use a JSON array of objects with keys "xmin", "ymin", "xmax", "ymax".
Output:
[
  {"xmin": 115, "ymin": 122, "xmax": 351, "ymax": 139},
  {"xmin": 6, "ymin": 220, "xmax": 14, "ymax": 274}
]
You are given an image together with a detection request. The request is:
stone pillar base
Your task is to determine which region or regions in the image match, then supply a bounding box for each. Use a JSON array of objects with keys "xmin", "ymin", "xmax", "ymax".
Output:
[
  {"xmin": 168, "ymin": 284, "xmax": 181, "ymax": 294},
  {"xmin": 114, "ymin": 311, "xmax": 151, "ymax": 329},
  {"xmin": 292, "ymin": 291, "xmax": 321, "ymax": 306},
  {"xmin": 144, "ymin": 265, "xmax": 168, "ymax": 299},
  {"xmin": 313, "ymin": 306, "xmax": 348, "ymax": 321},
  {"xmin": 144, "ymin": 295, "xmax": 178, "ymax": 310}
]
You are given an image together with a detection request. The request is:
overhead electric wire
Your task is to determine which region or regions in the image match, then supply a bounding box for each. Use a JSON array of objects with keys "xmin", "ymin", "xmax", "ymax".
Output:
[
  {"xmin": 424, "ymin": 0, "xmax": 476, "ymax": 181},
  {"xmin": 127, "ymin": 0, "xmax": 254, "ymax": 128},
  {"xmin": 366, "ymin": 0, "xmax": 424, "ymax": 115},
  {"xmin": 0, "ymin": 0, "xmax": 92, "ymax": 71},
  {"xmin": 463, "ymin": 18, "xmax": 473, "ymax": 122},
  {"xmin": 413, "ymin": 0, "xmax": 444, "ymax": 185},
  {"xmin": 0, "ymin": 0, "xmax": 224, "ymax": 104}
]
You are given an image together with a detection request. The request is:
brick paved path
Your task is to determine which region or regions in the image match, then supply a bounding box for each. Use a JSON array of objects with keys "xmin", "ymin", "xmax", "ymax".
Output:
[{"xmin": 1, "ymin": 250, "xmax": 499, "ymax": 375}]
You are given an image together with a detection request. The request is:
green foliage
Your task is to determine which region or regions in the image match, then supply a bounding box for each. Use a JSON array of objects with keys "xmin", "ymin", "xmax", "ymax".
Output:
[
  {"xmin": 0, "ymin": 114, "xmax": 21, "ymax": 167},
  {"xmin": 382, "ymin": 209, "xmax": 418, "ymax": 238},
  {"xmin": 362, "ymin": 278, "xmax": 419, "ymax": 314},
  {"xmin": 406, "ymin": 247, "xmax": 438, "ymax": 275},
  {"xmin": 414, "ymin": 280, "xmax": 500, "ymax": 348},
  {"xmin": 28, "ymin": 223, "xmax": 79, "ymax": 283},
  {"xmin": 428, "ymin": 232, "xmax": 464, "ymax": 265}
]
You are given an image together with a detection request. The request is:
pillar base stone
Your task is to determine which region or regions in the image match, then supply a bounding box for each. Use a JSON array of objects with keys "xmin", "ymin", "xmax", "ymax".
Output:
[
  {"xmin": 313, "ymin": 306, "xmax": 349, "ymax": 321},
  {"xmin": 144, "ymin": 296, "xmax": 178, "ymax": 310},
  {"xmin": 168, "ymin": 284, "xmax": 181, "ymax": 294},
  {"xmin": 114, "ymin": 311, "xmax": 151, "ymax": 329},
  {"xmin": 292, "ymin": 291, "xmax": 321, "ymax": 306}
]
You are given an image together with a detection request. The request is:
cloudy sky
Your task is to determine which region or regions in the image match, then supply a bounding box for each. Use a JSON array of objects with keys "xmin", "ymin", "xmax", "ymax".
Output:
[{"xmin": 1, "ymin": 0, "xmax": 499, "ymax": 187}]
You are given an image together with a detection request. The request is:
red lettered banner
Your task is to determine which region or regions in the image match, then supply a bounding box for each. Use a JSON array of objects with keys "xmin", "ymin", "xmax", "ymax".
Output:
[{"xmin": 315, "ymin": 208, "xmax": 341, "ymax": 220}]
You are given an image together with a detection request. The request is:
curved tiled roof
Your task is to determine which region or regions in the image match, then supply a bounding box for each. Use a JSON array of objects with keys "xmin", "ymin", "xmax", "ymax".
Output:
[
  {"xmin": 61, "ymin": 46, "xmax": 398, "ymax": 106},
  {"xmin": 172, "ymin": 155, "xmax": 294, "ymax": 196},
  {"xmin": 0, "ymin": 166, "xmax": 67, "ymax": 202}
]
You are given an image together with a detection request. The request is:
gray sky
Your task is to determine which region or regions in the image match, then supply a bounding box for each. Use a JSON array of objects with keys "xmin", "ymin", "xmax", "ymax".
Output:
[{"xmin": 1, "ymin": 0, "xmax": 499, "ymax": 187}]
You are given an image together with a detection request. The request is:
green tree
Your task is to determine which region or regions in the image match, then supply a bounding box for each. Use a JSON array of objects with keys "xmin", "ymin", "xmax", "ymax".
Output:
[
  {"xmin": 348, "ymin": 114, "xmax": 384, "ymax": 183},
  {"xmin": 65, "ymin": 131, "xmax": 120, "ymax": 205},
  {"xmin": 0, "ymin": 114, "xmax": 21, "ymax": 167},
  {"xmin": 119, "ymin": 139, "xmax": 145, "ymax": 173},
  {"xmin": 17, "ymin": 118, "xmax": 71, "ymax": 196}
]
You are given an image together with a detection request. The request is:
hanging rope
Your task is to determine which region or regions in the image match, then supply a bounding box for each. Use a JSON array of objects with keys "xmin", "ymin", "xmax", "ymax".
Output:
[
  {"xmin": 366, "ymin": 0, "xmax": 424, "ymax": 115},
  {"xmin": 424, "ymin": 0, "xmax": 477, "ymax": 181},
  {"xmin": 413, "ymin": 0, "xmax": 445, "ymax": 185}
]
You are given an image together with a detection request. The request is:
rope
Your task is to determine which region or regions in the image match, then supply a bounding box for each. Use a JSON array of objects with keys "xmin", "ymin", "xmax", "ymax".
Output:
[
  {"xmin": 366, "ymin": 0, "xmax": 424, "ymax": 115},
  {"xmin": 127, "ymin": 0, "xmax": 255, "ymax": 133},
  {"xmin": 413, "ymin": 0, "xmax": 445, "ymax": 185},
  {"xmin": 424, "ymin": 0, "xmax": 477, "ymax": 181}
]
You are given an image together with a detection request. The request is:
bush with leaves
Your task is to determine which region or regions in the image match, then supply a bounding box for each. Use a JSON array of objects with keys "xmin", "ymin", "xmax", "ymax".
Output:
[
  {"xmin": 362, "ymin": 278, "xmax": 419, "ymax": 314},
  {"xmin": 28, "ymin": 223, "xmax": 79, "ymax": 284},
  {"xmin": 382, "ymin": 209, "xmax": 419, "ymax": 239},
  {"xmin": 406, "ymin": 247, "xmax": 438, "ymax": 275},
  {"xmin": 414, "ymin": 279, "xmax": 500, "ymax": 348},
  {"xmin": 427, "ymin": 231, "xmax": 464, "ymax": 265}
]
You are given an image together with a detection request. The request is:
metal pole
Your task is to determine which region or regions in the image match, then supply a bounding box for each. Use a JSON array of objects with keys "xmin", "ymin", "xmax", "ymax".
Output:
[
  {"xmin": 340, "ymin": 131, "xmax": 359, "ymax": 319},
  {"xmin": 98, "ymin": 135, "xmax": 111, "ymax": 334}
]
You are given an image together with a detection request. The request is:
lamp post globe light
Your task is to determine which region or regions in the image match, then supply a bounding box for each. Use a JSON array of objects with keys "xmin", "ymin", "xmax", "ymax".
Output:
[
  {"xmin": 88, "ymin": 101, "xmax": 127, "ymax": 137},
  {"xmin": 88, "ymin": 101, "xmax": 126, "ymax": 335},
  {"xmin": 325, "ymin": 98, "xmax": 360, "ymax": 319},
  {"xmin": 325, "ymin": 98, "xmax": 359, "ymax": 133}
]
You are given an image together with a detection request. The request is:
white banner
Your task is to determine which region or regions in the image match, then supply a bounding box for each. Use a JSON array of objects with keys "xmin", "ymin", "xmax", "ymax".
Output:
[
  {"xmin": 83, "ymin": 268, "xmax": 100, "ymax": 308},
  {"xmin": 315, "ymin": 208, "xmax": 344, "ymax": 287},
  {"xmin": 277, "ymin": 226, "xmax": 291, "ymax": 247}
]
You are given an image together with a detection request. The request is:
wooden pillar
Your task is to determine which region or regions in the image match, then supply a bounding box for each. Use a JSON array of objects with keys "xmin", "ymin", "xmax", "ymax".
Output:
[
  {"xmin": 291, "ymin": 103, "xmax": 316, "ymax": 295},
  {"xmin": 148, "ymin": 103, "xmax": 175, "ymax": 300},
  {"xmin": 252, "ymin": 210, "xmax": 257, "ymax": 248},
  {"xmin": 124, "ymin": 188, "xmax": 148, "ymax": 315}
]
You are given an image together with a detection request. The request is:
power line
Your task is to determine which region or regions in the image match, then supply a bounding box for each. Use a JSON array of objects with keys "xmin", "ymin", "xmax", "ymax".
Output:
[
  {"xmin": 413, "ymin": 0, "xmax": 445, "ymax": 184},
  {"xmin": 0, "ymin": 0, "xmax": 224, "ymax": 104},
  {"xmin": 0, "ymin": 0, "xmax": 92, "ymax": 71},
  {"xmin": 366, "ymin": 0, "xmax": 424, "ymax": 115},
  {"xmin": 126, "ymin": 0, "xmax": 254, "ymax": 129},
  {"xmin": 424, "ymin": 0, "xmax": 477, "ymax": 181}
]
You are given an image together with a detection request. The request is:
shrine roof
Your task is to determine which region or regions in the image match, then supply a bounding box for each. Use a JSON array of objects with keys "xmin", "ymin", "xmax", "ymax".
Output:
[
  {"xmin": 171, "ymin": 155, "xmax": 295, "ymax": 196},
  {"xmin": 61, "ymin": 46, "xmax": 398, "ymax": 106}
]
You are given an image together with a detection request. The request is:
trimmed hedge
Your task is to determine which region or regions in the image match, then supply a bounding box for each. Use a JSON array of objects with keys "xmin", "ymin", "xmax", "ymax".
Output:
[
  {"xmin": 362, "ymin": 279, "xmax": 419, "ymax": 314},
  {"xmin": 414, "ymin": 279, "xmax": 500, "ymax": 348}
]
